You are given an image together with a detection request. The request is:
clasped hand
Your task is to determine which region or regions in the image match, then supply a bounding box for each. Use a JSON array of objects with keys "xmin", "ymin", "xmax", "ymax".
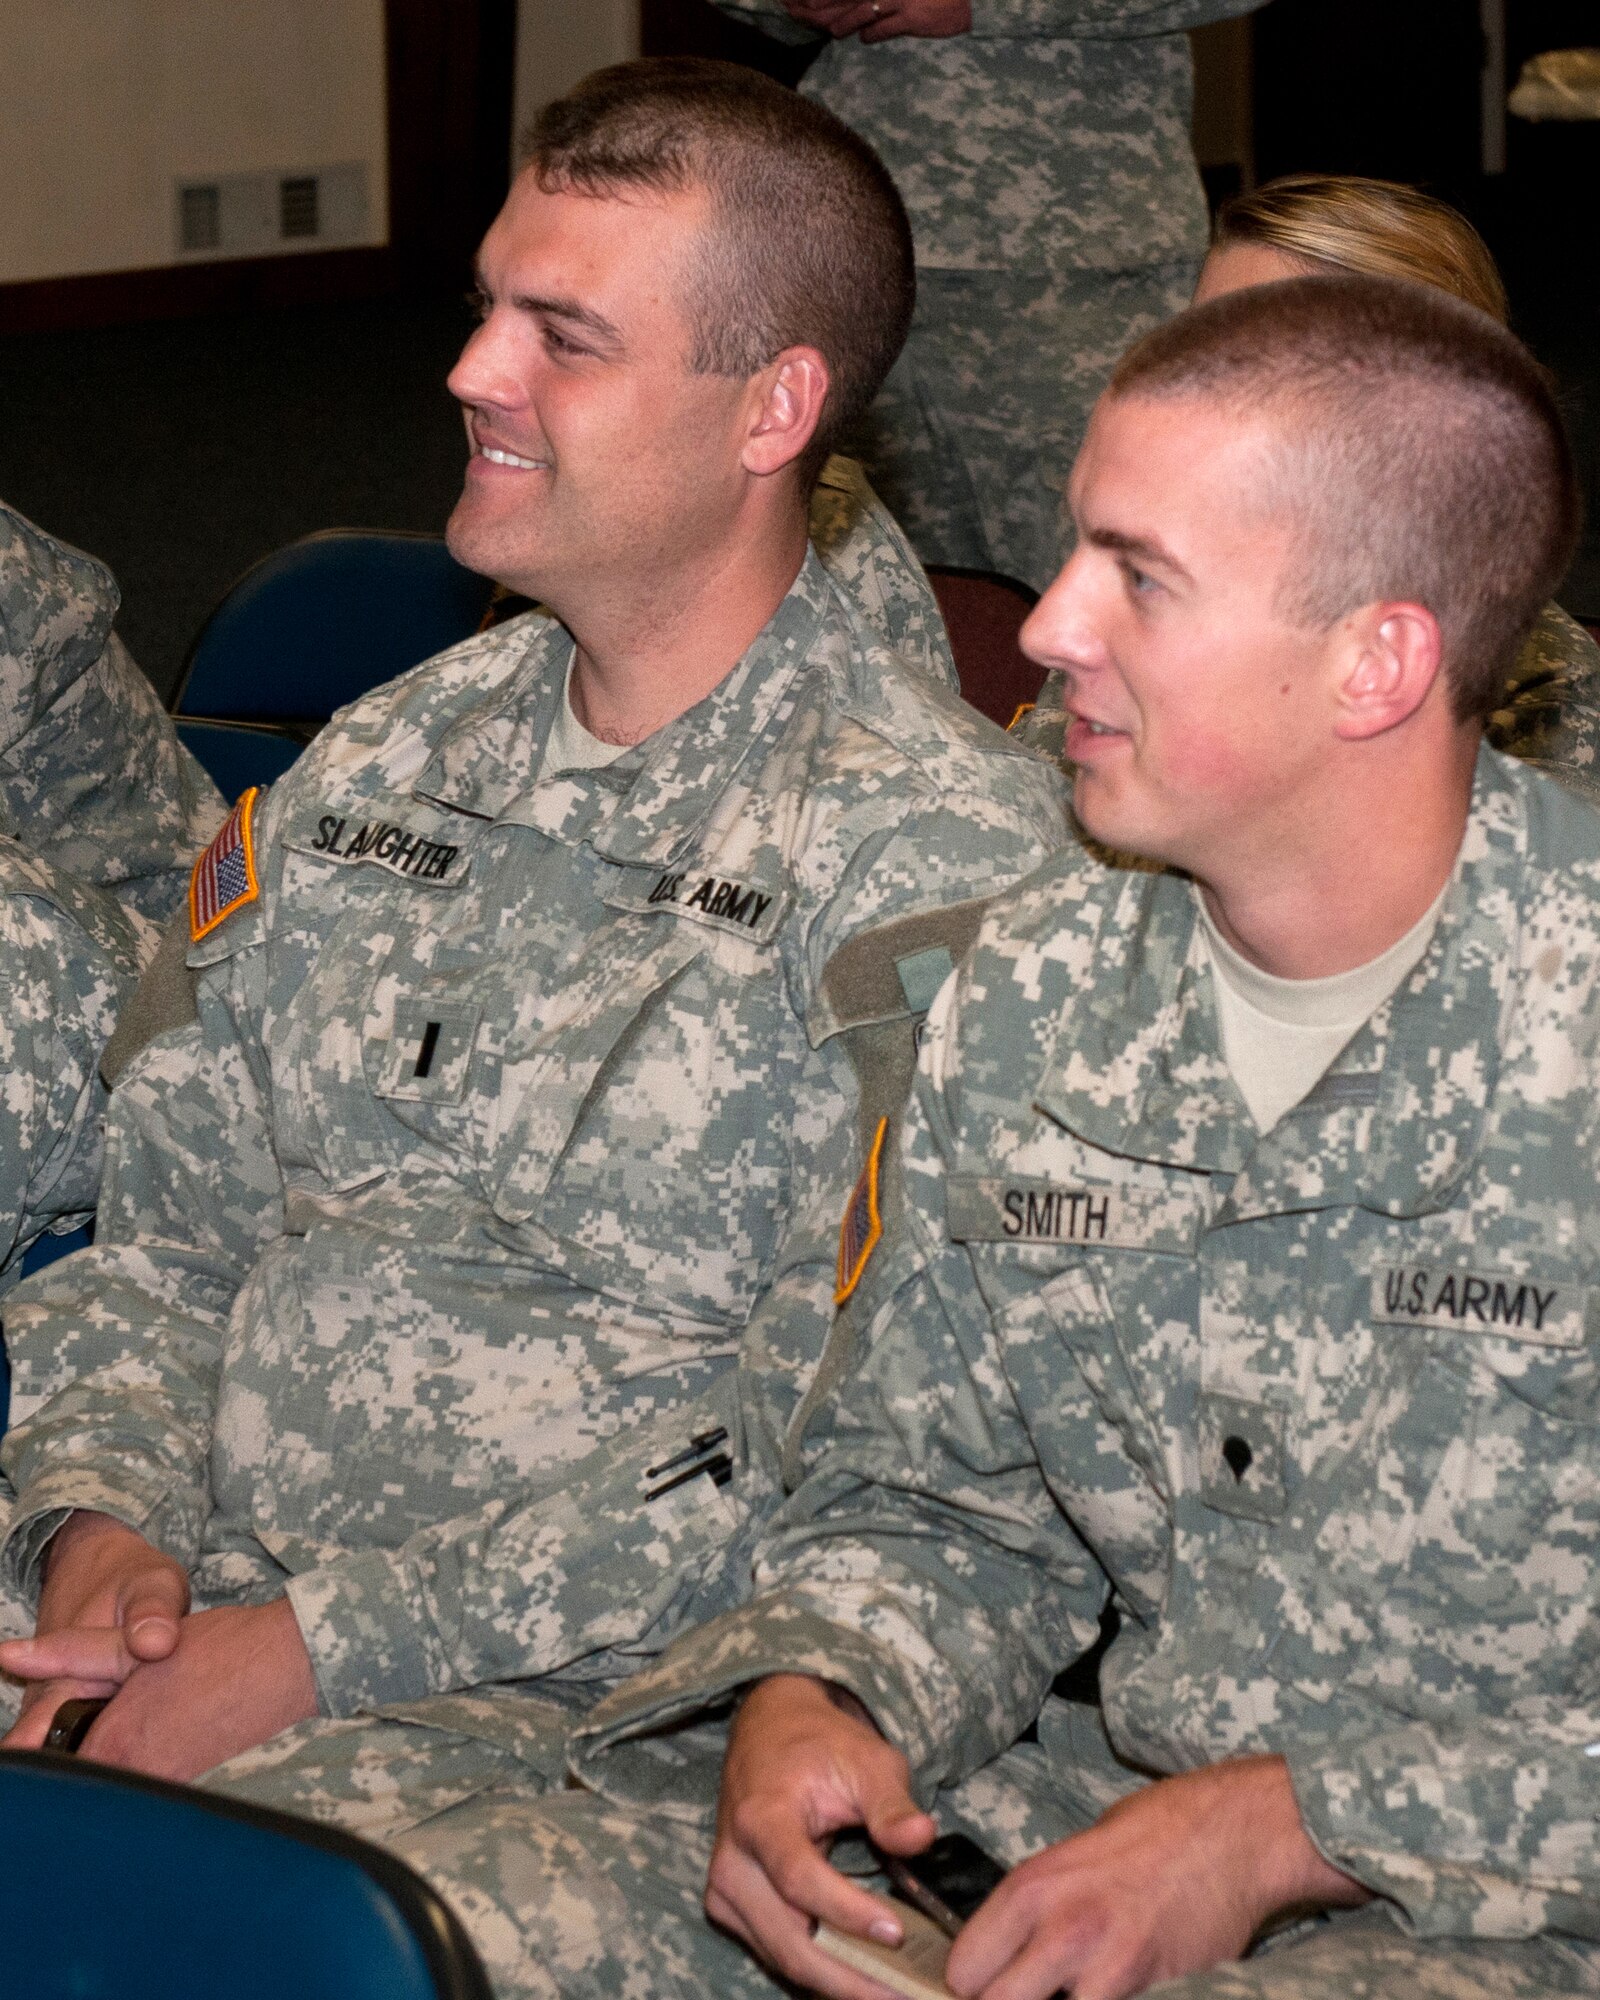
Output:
[
  {"xmin": 782, "ymin": 0, "xmax": 972, "ymax": 46},
  {"xmin": 707, "ymin": 1675, "xmax": 1367, "ymax": 2000},
  {"xmin": 0, "ymin": 1510, "xmax": 318, "ymax": 1780}
]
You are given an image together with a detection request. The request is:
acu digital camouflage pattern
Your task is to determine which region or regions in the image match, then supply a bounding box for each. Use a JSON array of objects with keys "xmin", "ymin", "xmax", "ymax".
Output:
[
  {"xmin": 0, "ymin": 546, "xmax": 1068, "ymax": 1748},
  {"xmin": 1487, "ymin": 602, "xmax": 1600, "ymax": 801},
  {"xmin": 808, "ymin": 452, "xmax": 958, "ymax": 683},
  {"xmin": 552, "ymin": 745, "xmax": 1600, "ymax": 1997},
  {"xmin": 1012, "ymin": 600, "xmax": 1600, "ymax": 796},
  {"xmin": 716, "ymin": 0, "xmax": 1263, "ymax": 589},
  {"xmin": 0, "ymin": 500, "xmax": 225, "ymax": 949},
  {"xmin": 0, "ymin": 842, "xmax": 141, "ymax": 1298},
  {"xmin": 858, "ymin": 261, "xmax": 1197, "ymax": 591}
]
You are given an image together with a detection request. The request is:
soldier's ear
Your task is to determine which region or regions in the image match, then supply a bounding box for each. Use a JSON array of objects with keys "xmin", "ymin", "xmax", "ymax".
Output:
[
  {"xmin": 1332, "ymin": 601, "xmax": 1445, "ymax": 742},
  {"xmin": 741, "ymin": 347, "xmax": 830, "ymax": 479}
]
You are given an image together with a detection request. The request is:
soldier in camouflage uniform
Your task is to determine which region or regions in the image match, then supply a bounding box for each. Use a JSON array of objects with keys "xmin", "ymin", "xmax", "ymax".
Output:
[
  {"xmin": 0, "ymin": 846, "xmax": 141, "ymax": 1296},
  {"xmin": 714, "ymin": 0, "xmax": 1264, "ymax": 592},
  {"xmin": 1015, "ymin": 178, "xmax": 1600, "ymax": 787},
  {"xmin": 318, "ymin": 281, "xmax": 1596, "ymax": 1999},
  {"xmin": 0, "ymin": 500, "xmax": 225, "ymax": 949},
  {"xmin": 0, "ymin": 57, "xmax": 1068, "ymax": 1834}
]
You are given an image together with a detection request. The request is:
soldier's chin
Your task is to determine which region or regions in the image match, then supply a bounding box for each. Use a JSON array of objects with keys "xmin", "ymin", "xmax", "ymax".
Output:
[
  {"xmin": 445, "ymin": 504, "xmax": 512, "ymax": 586},
  {"xmin": 1071, "ymin": 778, "xmax": 1169, "ymax": 870}
]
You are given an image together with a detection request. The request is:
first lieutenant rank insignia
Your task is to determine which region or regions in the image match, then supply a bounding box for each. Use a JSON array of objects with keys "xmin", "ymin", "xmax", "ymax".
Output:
[
  {"xmin": 835, "ymin": 1116, "xmax": 888, "ymax": 1306},
  {"xmin": 190, "ymin": 786, "xmax": 262, "ymax": 942}
]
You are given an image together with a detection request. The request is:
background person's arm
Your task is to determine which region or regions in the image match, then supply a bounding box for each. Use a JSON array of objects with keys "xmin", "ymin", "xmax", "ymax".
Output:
[
  {"xmin": 0, "ymin": 851, "xmax": 288, "ymax": 1622},
  {"xmin": 0, "ymin": 867, "xmax": 140, "ymax": 1290}
]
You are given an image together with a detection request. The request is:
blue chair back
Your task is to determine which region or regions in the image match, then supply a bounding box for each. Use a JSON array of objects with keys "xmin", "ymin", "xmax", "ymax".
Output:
[
  {"xmin": 0, "ymin": 1750, "xmax": 492, "ymax": 2000},
  {"xmin": 172, "ymin": 531, "xmax": 496, "ymax": 728},
  {"xmin": 175, "ymin": 719, "xmax": 306, "ymax": 800}
]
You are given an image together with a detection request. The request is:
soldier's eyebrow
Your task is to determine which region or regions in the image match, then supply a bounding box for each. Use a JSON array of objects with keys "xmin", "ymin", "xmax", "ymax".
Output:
[
  {"xmin": 471, "ymin": 266, "xmax": 625, "ymax": 351},
  {"xmin": 1086, "ymin": 526, "xmax": 1192, "ymax": 584}
]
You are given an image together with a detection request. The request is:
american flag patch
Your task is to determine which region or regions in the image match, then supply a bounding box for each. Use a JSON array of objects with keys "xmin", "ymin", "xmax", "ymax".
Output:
[
  {"xmin": 835, "ymin": 1115, "xmax": 888, "ymax": 1306},
  {"xmin": 189, "ymin": 786, "xmax": 262, "ymax": 942}
]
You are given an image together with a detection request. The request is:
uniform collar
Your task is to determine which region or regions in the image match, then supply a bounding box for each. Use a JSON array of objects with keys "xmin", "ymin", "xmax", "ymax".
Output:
[
  {"xmin": 1032, "ymin": 746, "xmax": 1519, "ymax": 1219},
  {"xmin": 414, "ymin": 548, "xmax": 833, "ymax": 867}
]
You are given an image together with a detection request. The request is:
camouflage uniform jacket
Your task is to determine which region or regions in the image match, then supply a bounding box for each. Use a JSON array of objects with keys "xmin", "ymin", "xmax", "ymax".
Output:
[
  {"xmin": 714, "ymin": 1, "xmax": 1262, "ymax": 274},
  {"xmin": 809, "ymin": 454, "xmax": 957, "ymax": 686},
  {"xmin": 0, "ymin": 841, "xmax": 142, "ymax": 1292},
  {"xmin": 573, "ymin": 746, "xmax": 1600, "ymax": 1953},
  {"xmin": 0, "ymin": 500, "xmax": 225, "ymax": 948},
  {"xmin": 0, "ymin": 548, "xmax": 1070, "ymax": 1724}
]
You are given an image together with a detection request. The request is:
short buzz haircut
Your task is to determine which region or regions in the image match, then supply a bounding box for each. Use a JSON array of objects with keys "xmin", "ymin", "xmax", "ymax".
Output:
[
  {"xmin": 521, "ymin": 57, "xmax": 915, "ymax": 481},
  {"xmin": 1108, "ymin": 275, "xmax": 1581, "ymax": 721}
]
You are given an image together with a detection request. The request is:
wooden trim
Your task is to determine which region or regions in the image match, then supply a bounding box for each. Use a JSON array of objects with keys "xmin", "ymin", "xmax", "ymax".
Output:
[
  {"xmin": 0, "ymin": 246, "xmax": 398, "ymax": 337},
  {"xmin": 385, "ymin": 0, "xmax": 518, "ymax": 290}
]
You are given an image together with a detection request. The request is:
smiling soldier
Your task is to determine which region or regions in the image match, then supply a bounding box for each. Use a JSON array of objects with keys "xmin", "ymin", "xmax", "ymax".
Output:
[
  {"xmin": 0, "ymin": 55, "xmax": 1066, "ymax": 1855},
  {"xmin": 458, "ymin": 275, "xmax": 1600, "ymax": 2000}
]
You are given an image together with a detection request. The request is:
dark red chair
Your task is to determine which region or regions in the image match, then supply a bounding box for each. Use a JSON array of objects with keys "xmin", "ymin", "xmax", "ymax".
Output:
[{"xmin": 926, "ymin": 567, "xmax": 1045, "ymax": 731}]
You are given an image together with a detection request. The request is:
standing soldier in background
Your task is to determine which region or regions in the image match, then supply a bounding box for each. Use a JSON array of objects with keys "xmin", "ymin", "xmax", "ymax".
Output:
[{"xmin": 713, "ymin": 0, "xmax": 1264, "ymax": 592}]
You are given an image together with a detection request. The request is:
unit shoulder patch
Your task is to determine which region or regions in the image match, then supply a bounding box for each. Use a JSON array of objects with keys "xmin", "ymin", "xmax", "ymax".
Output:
[
  {"xmin": 836, "ymin": 1116, "xmax": 889, "ymax": 1307},
  {"xmin": 190, "ymin": 786, "xmax": 262, "ymax": 942}
]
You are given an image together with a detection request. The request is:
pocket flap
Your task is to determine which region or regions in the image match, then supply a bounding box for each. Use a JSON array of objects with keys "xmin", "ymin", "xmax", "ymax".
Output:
[{"xmin": 487, "ymin": 928, "xmax": 705, "ymax": 1224}]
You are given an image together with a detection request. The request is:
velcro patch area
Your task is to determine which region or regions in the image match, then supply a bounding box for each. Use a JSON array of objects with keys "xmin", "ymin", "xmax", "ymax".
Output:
[
  {"xmin": 190, "ymin": 786, "xmax": 262, "ymax": 941},
  {"xmin": 836, "ymin": 1115, "xmax": 889, "ymax": 1306}
]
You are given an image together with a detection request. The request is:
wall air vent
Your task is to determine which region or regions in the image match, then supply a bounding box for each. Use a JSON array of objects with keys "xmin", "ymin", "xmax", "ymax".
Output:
[
  {"xmin": 178, "ymin": 183, "xmax": 222, "ymax": 253},
  {"xmin": 279, "ymin": 176, "xmax": 320, "ymax": 240},
  {"xmin": 173, "ymin": 162, "xmax": 372, "ymax": 261}
]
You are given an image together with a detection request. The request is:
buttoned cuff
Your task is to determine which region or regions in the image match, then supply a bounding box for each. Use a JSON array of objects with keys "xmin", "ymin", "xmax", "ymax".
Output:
[
  {"xmin": 1, "ymin": 1469, "xmax": 192, "ymax": 1604},
  {"xmin": 1286, "ymin": 1732, "xmax": 1546, "ymax": 1941},
  {"xmin": 286, "ymin": 1548, "xmax": 451, "ymax": 1718},
  {"xmin": 569, "ymin": 1589, "xmax": 942, "ymax": 1815}
]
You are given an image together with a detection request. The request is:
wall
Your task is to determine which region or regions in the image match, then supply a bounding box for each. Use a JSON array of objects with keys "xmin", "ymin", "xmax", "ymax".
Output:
[
  {"xmin": 513, "ymin": 0, "xmax": 640, "ymax": 156},
  {"xmin": 0, "ymin": 0, "xmax": 388, "ymax": 286}
]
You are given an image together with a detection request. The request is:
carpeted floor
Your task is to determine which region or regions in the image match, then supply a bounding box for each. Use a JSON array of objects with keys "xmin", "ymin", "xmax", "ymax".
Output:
[{"xmin": 1, "ymin": 194, "xmax": 1597, "ymax": 707}]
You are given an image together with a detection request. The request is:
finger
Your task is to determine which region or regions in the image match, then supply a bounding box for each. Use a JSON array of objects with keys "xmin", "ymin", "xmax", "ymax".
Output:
[
  {"xmin": 994, "ymin": 1931, "xmax": 1138, "ymax": 2000},
  {"xmin": 709, "ymin": 1845, "xmax": 909, "ymax": 2000},
  {"xmin": 863, "ymin": 1798, "xmax": 938, "ymax": 1856},
  {"xmin": 0, "ymin": 1627, "xmax": 133, "ymax": 1683},
  {"xmin": 952, "ymin": 1895, "xmax": 1097, "ymax": 2000},
  {"xmin": 850, "ymin": 1741, "xmax": 935, "ymax": 1858},
  {"xmin": 118, "ymin": 1573, "xmax": 186, "ymax": 1660},
  {"xmin": 0, "ymin": 1678, "xmax": 119, "ymax": 1751},
  {"xmin": 822, "ymin": 3, "xmax": 890, "ymax": 32},
  {"xmin": 759, "ymin": 1826, "xmax": 908, "ymax": 1947},
  {"xmin": 859, "ymin": 18, "xmax": 911, "ymax": 43}
]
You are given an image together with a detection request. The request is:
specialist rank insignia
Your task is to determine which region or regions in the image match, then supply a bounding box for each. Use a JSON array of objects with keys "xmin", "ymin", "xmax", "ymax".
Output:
[
  {"xmin": 835, "ymin": 1115, "xmax": 888, "ymax": 1306},
  {"xmin": 190, "ymin": 786, "xmax": 262, "ymax": 942}
]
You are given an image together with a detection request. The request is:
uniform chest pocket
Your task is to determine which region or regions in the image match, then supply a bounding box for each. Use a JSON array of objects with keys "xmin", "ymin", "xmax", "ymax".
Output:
[
  {"xmin": 480, "ymin": 915, "xmax": 795, "ymax": 1327},
  {"xmin": 484, "ymin": 923, "xmax": 708, "ymax": 1226},
  {"xmin": 371, "ymin": 996, "xmax": 484, "ymax": 1106},
  {"xmin": 1370, "ymin": 1260, "xmax": 1598, "ymax": 1425}
]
